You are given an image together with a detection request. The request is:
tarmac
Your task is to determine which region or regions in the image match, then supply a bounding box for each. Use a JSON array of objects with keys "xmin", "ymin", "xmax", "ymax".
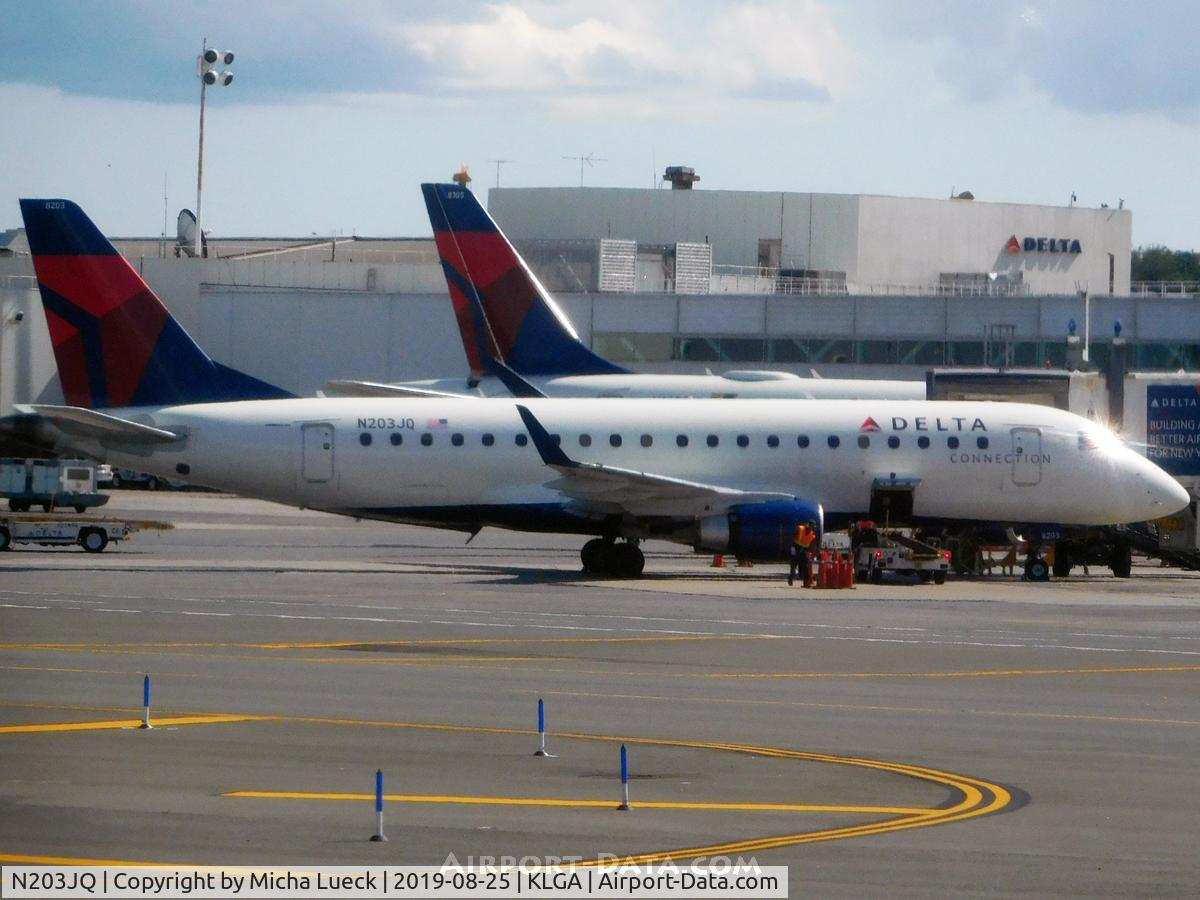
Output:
[{"xmin": 2, "ymin": 491, "xmax": 1199, "ymax": 897}]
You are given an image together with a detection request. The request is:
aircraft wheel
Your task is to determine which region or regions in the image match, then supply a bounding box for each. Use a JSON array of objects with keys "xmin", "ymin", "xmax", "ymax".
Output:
[
  {"xmin": 79, "ymin": 528, "xmax": 108, "ymax": 553},
  {"xmin": 41, "ymin": 501, "xmax": 52, "ymax": 513},
  {"xmin": 146, "ymin": 476, "xmax": 160, "ymax": 491},
  {"xmin": 0, "ymin": 527, "xmax": 11, "ymax": 551},
  {"xmin": 1109, "ymin": 542, "xmax": 1132, "ymax": 578},
  {"xmin": 580, "ymin": 538, "xmax": 609, "ymax": 573},
  {"xmin": 1052, "ymin": 547, "xmax": 1072, "ymax": 578},
  {"xmin": 9, "ymin": 499, "xmax": 28, "ymax": 512},
  {"xmin": 918, "ymin": 571, "xmax": 933, "ymax": 583},
  {"xmin": 609, "ymin": 542, "xmax": 645, "ymax": 578},
  {"xmin": 933, "ymin": 571, "xmax": 946, "ymax": 585},
  {"xmin": 74, "ymin": 505, "xmax": 87, "ymax": 514},
  {"xmin": 110, "ymin": 473, "xmax": 123, "ymax": 489},
  {"xmin": 1025, "ymin": 556, "xmax": 1050, "ymax": 582}
]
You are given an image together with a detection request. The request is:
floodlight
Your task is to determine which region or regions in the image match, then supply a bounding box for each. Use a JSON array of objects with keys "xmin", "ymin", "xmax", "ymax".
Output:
[
  {"xmin": 223, "ymin": 51, "xmax": 235, "ymax": 65},
  {"xmin": 203, "ymin": 48, "xmax": 220, "ymax": 64},
  {"xmin": 202, "ymin": 69, "xmax": 217, "ymax": 85},
  {"xmin": 221, "ymin": 72, "xmax": 233, "ymax": 86}
]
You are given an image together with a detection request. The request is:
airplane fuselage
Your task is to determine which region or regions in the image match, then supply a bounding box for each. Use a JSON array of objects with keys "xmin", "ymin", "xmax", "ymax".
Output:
[
  {"xmin": 402, "ymin": 373, "xmax": 924, "ymax": 401},
  {"xmin": 60, "ymin": 398, "xmax": 1186, "ymax": 543}
]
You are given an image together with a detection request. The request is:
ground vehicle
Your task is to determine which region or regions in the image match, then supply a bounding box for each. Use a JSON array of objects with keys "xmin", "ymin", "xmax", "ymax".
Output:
[
  {"xmin": 1, "ymin": 458, "xmax": 109, "ymax": 513},
  {"xmin": 850, "ymin": 522, "xmax": 951, "ymax": 584},
  {"xmin": 0, "ymin": 514, "xmax": 131, "ymax": 552}
]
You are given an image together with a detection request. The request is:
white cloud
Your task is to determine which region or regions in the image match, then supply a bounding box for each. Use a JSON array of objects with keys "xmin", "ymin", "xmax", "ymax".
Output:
[{"xmin": 397, "ymin": 1, "xmax": 852, "ymax": 108}]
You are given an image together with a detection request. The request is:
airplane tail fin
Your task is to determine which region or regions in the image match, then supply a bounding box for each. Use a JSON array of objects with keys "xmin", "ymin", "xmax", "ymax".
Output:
[
  {"xmin": 19, "ymin": 199, "xmax": 292, "ymax": 409},
  {"xmin": 421, "ymin": 183, "xmax": 625, "ymax": 379}
]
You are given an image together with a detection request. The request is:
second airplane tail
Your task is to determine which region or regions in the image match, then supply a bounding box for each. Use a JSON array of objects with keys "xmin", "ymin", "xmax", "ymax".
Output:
[
  {"xmin": 421, "ymin": 183, "xmax": 625, "ymax": 380},
  {"xmin": 19, "ymin": 199, "xmax": 292, "ymax": 409}
]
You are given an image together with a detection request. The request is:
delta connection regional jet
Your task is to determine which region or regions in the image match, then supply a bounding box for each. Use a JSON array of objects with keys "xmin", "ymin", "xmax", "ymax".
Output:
[
  {"xmin": 6, "ymin": 198, "xmax": 1187, "ymax": 577},
  {"xmin": 322, "ymin": 183, "xmax": 925, "ymax": 402}
]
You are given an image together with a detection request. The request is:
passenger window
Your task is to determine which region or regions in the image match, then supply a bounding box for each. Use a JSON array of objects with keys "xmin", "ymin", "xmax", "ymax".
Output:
[
  {"xmin": 640, "ymin": 434, "xmax": 653, "ymax": 447},
  {"xmin": 676, "ymin": 435, "xmax": 689, "ymax": 447},
  {"xmin": 516, "ymin": 434, "xmax": 528, "ymax": 447},
  {"xmin": 917, "ymin": 436, "xmax": 930, "ymax": 449},
  {"xmin": 887, "ymin": 435, "xmax": 899, "ymax": 449},
  {"xmin": 481, "ymin": 433, "xmax": 494, "ymax": 446},
  {"xmin": 451, "ymin": 433, "xmax": 464, "ymax": 447},
  {"xmin": 736, "ymin": 434, "xmax": 749, "ymax": 448},
  {"xmin": 857, "ymin": 435, "xmax": 869, "ymax": 449},
  {"xmin": 420, "ymin": 433, "xmax": 433, "ymax": 446},
  {"xmin": 609, "ymin": 434, "xmax": 622, "ymax": 448},
  {"xmin": 390, "ymin": 433, "xmax": 403, "ymax": 447},
  {"xmin": 767, "ymin": 435, "xmax": 779, "ymax": 448},
  {"xmin": 827, "ymin": 435, "xmax": 840, "ymax": 448},
  {"xmin": 977, "ymin": 436, "xmax": 989, "ymax": 449},
  {"xmin": 359, "ymin": 432, "xmax": 372, "ymax": 447},
  {"xmin": 947, "ymin": 436, "xmax": 959, "ymax": 449},
  {"xmin": 797, "ymin": 435, "xmax": 810, "ymax": 448},
  {"xmin": 706, "ymin": 434, "xmax": 719, "ymax": 447},
  {"xmin": 579, "ymin": 434, "xmax": 592, "ymax": 447}
]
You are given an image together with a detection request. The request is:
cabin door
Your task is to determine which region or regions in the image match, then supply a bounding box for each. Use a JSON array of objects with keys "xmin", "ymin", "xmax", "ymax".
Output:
[
  {"xmin": 1010, "ymin": 427, "xmax": 1042, "ymax": 486},
  {"xmin": 302, "ymin": 423, "xmax": 334, "ymax": 482}
]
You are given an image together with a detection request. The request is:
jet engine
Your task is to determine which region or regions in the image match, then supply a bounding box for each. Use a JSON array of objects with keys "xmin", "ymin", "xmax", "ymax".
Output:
[{"xmin": 695, "ymin": 499, "xmax": 824, "ymax": 561}]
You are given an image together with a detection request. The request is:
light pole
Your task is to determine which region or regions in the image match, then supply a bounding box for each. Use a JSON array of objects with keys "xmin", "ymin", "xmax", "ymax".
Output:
[{"xmin": 195, "ymin": 40, "xmax": 234, "ymax": 259}]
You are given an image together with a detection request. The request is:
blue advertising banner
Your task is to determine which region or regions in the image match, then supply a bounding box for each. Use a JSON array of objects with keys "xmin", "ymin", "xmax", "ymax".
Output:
[{"xmin": 1146, "ymin": 384, "xmax": 1200, "ymax": 476}]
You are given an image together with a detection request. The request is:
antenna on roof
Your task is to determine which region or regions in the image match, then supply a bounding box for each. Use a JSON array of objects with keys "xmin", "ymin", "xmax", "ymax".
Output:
[
  {"xmin": 485, "ymin": 159, "xmax": 514, "ymax": 189},
  {"xmin": 563, "ymin": 152, "xmax": 607, "ymax": 187}
]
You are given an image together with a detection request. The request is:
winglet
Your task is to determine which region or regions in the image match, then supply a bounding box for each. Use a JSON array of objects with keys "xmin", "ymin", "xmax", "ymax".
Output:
[{"xmin": 515, "ymin": 405, "xmax": 573, "ymax": 467}]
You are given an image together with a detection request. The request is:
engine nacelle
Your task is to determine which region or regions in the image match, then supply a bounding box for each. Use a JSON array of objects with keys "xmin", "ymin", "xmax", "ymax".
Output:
[{"xmin": 696, "ymin": 499, "xmax": 824, "ymax": 561}]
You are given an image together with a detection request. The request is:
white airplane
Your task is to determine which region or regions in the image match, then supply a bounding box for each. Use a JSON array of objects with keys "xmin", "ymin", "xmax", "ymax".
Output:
[
  {"xmin": 9, "ymin": 199, "xmax": 1188, "ymax": 578},
  {"xmin": 323, "ymin": 184, "xmax": 924, "ymax": 402}
]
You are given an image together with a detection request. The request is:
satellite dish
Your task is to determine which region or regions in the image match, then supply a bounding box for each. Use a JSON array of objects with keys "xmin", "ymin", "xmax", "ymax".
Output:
[{"xmin": 177, "ymin": 209, "xmax": 199, "ymax": 257}]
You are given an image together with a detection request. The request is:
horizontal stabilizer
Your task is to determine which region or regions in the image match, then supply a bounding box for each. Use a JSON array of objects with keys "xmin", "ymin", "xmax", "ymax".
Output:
[
  {"xmin": 21, "ymin": 404, "xmax": 182, "ymax": 444},
  {"xmin": 320, "ymin": 380, "xmax": 478, "ymax": 400}
]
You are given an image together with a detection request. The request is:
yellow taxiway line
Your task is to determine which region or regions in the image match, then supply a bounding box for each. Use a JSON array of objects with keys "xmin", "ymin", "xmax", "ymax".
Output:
[
  {"xmin": 0, "ymin": 714, "xmax": 270, "ymax": 734},
  {"xmin": 224, "ymin": 791, "xmax": 930, "ymax": 816}
]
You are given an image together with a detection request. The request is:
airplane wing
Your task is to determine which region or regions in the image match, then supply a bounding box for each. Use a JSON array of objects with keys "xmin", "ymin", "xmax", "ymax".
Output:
[
  {"xmin": 21, "ymin": 404, "xmax": 182, "ymax": 444},
  {"xmin": 321, "ymin": 380, "xmax": 478, "ymax": 400},
  {"xmin": 515, "ymin": 405, "xmax": 791, "ymax": 517}
]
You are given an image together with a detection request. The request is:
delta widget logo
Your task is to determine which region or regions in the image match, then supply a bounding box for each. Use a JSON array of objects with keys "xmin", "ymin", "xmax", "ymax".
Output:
[{"xmin": 860, "ymin": 417, "xmax": 881, "ymax": 432}]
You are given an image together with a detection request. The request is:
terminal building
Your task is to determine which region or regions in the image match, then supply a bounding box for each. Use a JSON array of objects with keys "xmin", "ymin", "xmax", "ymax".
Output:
[
  {"xmin": 490, "ymin": 180, "xmax": 1132, "ymax": 297},
  {"xmin": 0, "ymin": 175, "xmax": 1192, "ymax": 412}
]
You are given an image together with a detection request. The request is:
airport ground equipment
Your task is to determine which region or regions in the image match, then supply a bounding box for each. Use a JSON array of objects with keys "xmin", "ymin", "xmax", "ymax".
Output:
[
  {"xmin": 0, "ymin": 513, "xmax": 169, "ymax": 552},
  {"xmin": 851, "ymin": 523, "xmax": 950, "ymax": 584},
  {"xmin": 1, "ymin": 457, "xmax": 109, "ymax": 513}
]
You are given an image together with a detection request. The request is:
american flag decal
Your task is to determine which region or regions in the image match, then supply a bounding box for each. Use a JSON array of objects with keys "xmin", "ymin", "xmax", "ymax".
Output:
[{"xmin": 426, "ymin": 417, "xmax": 448, "ymax": 429}]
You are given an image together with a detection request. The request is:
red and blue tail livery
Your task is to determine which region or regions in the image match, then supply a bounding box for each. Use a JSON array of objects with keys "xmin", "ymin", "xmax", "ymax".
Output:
[
  {"xmin": 19, "ymin": 199, "xmax": 291, "ymax": 409},
  {"xmin": 421, "ymin": 183, "xmax": 625, "ymax": 379}
]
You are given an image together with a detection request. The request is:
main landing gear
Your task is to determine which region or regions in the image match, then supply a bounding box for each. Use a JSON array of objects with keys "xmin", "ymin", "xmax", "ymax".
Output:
[{"xmin": 580, "ymin": 538, "xmax": 645, "ymax": 578}]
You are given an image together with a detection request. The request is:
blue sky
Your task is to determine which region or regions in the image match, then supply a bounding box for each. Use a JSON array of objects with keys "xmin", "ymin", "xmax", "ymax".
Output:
[{"xmin": 2, "ymin": 1, "xmax": 1198, "ymax": 248}]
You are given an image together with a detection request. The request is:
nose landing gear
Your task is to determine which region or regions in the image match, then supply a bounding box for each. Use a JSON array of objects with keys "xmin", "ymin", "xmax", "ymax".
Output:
[{"xmin": 580, "ymin": 538, "xmax": 645, "ymax": 578}]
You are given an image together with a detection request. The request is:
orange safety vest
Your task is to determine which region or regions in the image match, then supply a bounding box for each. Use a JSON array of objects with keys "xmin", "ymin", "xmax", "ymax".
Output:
[{"xmin": 793, "ymin": 525, "xmax": 816, "ymax": 549}]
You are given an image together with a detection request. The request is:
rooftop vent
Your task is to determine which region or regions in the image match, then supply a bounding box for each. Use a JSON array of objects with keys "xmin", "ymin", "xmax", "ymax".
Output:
[{"xmin": 663, "ymin": 166, "xmax": 700, "ymax": 190}]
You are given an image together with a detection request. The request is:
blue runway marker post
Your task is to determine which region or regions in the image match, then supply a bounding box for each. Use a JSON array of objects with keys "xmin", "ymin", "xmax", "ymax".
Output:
[
  {"xmin": 618, "ymin": 744, "xmax": 631, "ymax": 811},
  {"xmin": 533, "ymin": 698, "xmax": 552, "ymax": 757},
  {"xmin": 370, "ymin": 769, "xmax": 387, "ymax": 842},
  {"xmin": 140, "ymin": 674, "xmax": 151, "ymax": 729}
]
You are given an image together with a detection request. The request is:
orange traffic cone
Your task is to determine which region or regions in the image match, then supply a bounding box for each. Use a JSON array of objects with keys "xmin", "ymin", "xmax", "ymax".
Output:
[{"xmin": 711, "ymin": 554, "xmax": 726, "ymax": 568}]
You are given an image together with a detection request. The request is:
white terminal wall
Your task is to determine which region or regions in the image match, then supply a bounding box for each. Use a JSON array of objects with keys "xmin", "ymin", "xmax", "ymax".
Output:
[{"xmin": 489, "ymin": 188, "xmax": 1132, "ymax": 294}]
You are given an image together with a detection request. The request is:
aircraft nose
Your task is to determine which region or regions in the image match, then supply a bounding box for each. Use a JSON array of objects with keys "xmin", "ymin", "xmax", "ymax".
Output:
[{"xmin": 1137, "ymin": 461, "xmax": 1190, "ymax": 519}]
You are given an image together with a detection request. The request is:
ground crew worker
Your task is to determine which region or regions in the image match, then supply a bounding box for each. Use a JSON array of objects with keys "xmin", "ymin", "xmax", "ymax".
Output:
[{"xmin": 788, "ymin": 520, "xmax": 818, "ymax": 587}]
